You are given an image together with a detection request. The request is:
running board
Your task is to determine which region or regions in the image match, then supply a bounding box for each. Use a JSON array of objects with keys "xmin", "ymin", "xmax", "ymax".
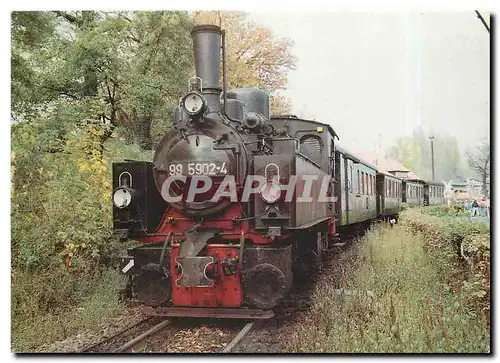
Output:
[{"xmin": 141, "ymin": 306, "xmax": 274, "ymax": 320}]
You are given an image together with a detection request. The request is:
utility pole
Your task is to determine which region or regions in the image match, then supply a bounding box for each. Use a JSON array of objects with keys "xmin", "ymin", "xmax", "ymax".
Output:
[{"xmin": 429, "ymin": 136, "xmax": 435, "ymax": 181}]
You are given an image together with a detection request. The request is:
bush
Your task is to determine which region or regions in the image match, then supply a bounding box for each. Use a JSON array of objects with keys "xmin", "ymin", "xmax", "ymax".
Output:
[
  {"xmin": 11, "ymin": 103, "xmax": 152, "ymax": 351},
  {"xmin": 421, "ymin": 205, "xmax": 468, "ymax": 217},
  {"xmin": 12, "ymin": 267, "xmax": 127, "ymax": 352},
  {"xmin": 288, "ymin": 211, "xmax": 490, "ymax": 353},
  {"xmin": 400, "ymin": 208, "xmax": 490, "ymax": 315}
]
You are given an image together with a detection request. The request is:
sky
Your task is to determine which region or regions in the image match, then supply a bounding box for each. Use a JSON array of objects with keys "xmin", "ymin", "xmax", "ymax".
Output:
[{"xmin": 247, "ymin": 11, "xmax": 490, "ymax": 155}]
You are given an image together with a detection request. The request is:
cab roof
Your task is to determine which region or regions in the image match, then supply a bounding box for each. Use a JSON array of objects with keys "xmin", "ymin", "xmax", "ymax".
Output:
[{"xmin": 271, "ymin": 115, "xmax": 338, "ymax": 140}]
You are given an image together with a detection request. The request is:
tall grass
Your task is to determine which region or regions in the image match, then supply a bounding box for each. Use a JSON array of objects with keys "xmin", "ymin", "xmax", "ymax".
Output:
[
  {"xmin": 288, "ymin": 221, "xmax": 490, "ymax": 353},
  {"xmin": 11, "ymin": 267, "xmax": 127, "ymax": 352}
]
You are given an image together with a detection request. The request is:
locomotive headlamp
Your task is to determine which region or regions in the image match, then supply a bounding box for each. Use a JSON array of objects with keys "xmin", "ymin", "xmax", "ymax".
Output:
[
  {"xmin": 182, "ymin": 92, "xmax": 207, "ymax": 116},
  {"xmin": 113, "ymin": 187, "xmax": 132, "ymax": 209},
  {"xmin": 260, "ymin": 181, "xmax": 282, "ymax": 204}
]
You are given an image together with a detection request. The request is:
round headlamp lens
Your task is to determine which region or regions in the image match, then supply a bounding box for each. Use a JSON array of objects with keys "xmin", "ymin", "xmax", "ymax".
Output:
[
  {"xmin": 113, "ymin": 187, "xmax": 132, "ymax": 209},
  {"xmin": 183, "ymin": 93, "xmax": 205, "ymax": 115},
  {"xmin": 260, "ymin": 181, "xmax": 281, "ymax": 204}
]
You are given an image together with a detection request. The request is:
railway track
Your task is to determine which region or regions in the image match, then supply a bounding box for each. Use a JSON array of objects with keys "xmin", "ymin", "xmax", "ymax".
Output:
[
  {"xmin": 80, "ymin": 225, "xmax": 364, "ymax": 354},
  {"xmin": 81, "ymin": 317, "xmax": 254, "ymax": 353},
  {"xmin": 81, "ymin": 317, "xmax": 163, "ymax": 353}
]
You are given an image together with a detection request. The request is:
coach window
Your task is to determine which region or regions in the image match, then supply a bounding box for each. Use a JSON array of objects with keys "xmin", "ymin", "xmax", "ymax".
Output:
[
  {"xmin": 300, "ymin": 136, "xmax": 322, "ymax": 165},
  {"xmin": 349, "ymin": 165, "xmax": 353, "ymax": 192},
  {"xmin": 357, "ymin": 170, "xmax": 360, "ymax": 194}
]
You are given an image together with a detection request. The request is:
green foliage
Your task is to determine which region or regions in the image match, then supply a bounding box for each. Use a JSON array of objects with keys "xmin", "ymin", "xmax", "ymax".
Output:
[
  {"xmin": 288, "ymin": 221, "xmax": 490, "ymax": 353},
  {"xmin": 419, "ymin": 205, "xmax": 468, "ymax": 217},
  {"xmin": 400, "ymin": 208, "xmax": 490, "ymax": 312},
  {"xmin": 12, "ymin": 267, "xmax": 126, "ymax": 352}
]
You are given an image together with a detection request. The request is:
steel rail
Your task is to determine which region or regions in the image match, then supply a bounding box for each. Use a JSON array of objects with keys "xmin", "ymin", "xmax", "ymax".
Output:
[
  {"xmin": 81, "ymin": 317, "xmax": 154, "ymax": 353},
  {"xmin": 221, "ymin": 322, "xmax": 254, "ymax": 353},
  {"xmin": 112, "ymin": 320, "xmax": 171, "ymax": 353}
]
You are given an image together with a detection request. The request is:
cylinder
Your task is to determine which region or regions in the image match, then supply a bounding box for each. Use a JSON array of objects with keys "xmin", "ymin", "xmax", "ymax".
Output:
[{"xmin": 191, "ymin": 25, "xmax": 222, "ymax": 90}]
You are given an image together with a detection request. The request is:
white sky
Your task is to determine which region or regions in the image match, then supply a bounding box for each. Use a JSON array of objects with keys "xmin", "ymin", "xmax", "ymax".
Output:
[{"xmin": 248, "ymin": 11, "xmax": 490, "ymax": 155}]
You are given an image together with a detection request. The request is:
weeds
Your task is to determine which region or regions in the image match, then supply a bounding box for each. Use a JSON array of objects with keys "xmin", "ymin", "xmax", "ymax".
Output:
[
  {"xmin": 11, "ymin": 267, "xmax": 127, "ymax": 352},
  {"xmin": 288, "ymin": 211, "xmax": 490, "ymax": 353}
]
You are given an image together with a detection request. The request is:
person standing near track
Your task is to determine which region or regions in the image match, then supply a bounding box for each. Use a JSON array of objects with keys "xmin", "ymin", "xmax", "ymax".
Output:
[{"xmin": 471, "ymin": 199, "xmax": 479, "ymax": 217}]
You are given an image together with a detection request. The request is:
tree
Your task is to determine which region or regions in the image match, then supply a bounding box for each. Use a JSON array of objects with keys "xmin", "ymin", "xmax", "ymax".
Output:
[
  {"xmin": 12, "ymin": 11, "xmax": 196, "ymax": 150},
  {"xmin": 386, "ymin": 127, "xmax": 465, "ymax": 181},
  {"xmin": 466, "ymin": 139, "xmax": 490, "ymax": 196},
  {"xmin": 11, "ymin": 11, "xmax": 59, "ymax": 118},
  {"xmin": 192, "ymin": 11, "xmax": 297, "ymax": 115}
]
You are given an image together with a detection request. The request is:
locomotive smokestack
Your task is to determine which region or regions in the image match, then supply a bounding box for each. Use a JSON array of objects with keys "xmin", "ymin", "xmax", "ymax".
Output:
[{"xmin": 191, "ymin": 25, "xmax": 222, "ymax": 91}]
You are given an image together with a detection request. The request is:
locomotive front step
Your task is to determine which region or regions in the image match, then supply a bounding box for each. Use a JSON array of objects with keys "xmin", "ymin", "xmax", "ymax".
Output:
[{"xmin": 141, "ymin": 306, "xmax": 274, "ymax": 319}]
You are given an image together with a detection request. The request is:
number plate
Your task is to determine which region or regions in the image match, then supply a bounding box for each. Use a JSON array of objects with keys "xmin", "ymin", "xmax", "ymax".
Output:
[{"xmin": 168, "ymin": 161, "xmax": 228, "ymax": 176}]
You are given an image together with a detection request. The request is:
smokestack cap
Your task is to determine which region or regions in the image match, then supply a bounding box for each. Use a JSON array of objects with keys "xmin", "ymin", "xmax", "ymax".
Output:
[{"xmin": 191, "ymin": 24, "xmax": 222, "ymax": 36}]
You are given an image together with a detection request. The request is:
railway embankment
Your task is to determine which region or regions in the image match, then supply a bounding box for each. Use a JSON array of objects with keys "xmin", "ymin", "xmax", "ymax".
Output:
[{"xmin": 287, "ymin": 207, "xmax": 490, "ymax": 353}]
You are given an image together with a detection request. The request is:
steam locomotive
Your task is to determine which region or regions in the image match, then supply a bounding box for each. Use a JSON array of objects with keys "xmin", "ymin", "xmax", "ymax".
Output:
[{"xmin": 112, "ymin": 24, "xmax": 445, "ymax": 319}]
